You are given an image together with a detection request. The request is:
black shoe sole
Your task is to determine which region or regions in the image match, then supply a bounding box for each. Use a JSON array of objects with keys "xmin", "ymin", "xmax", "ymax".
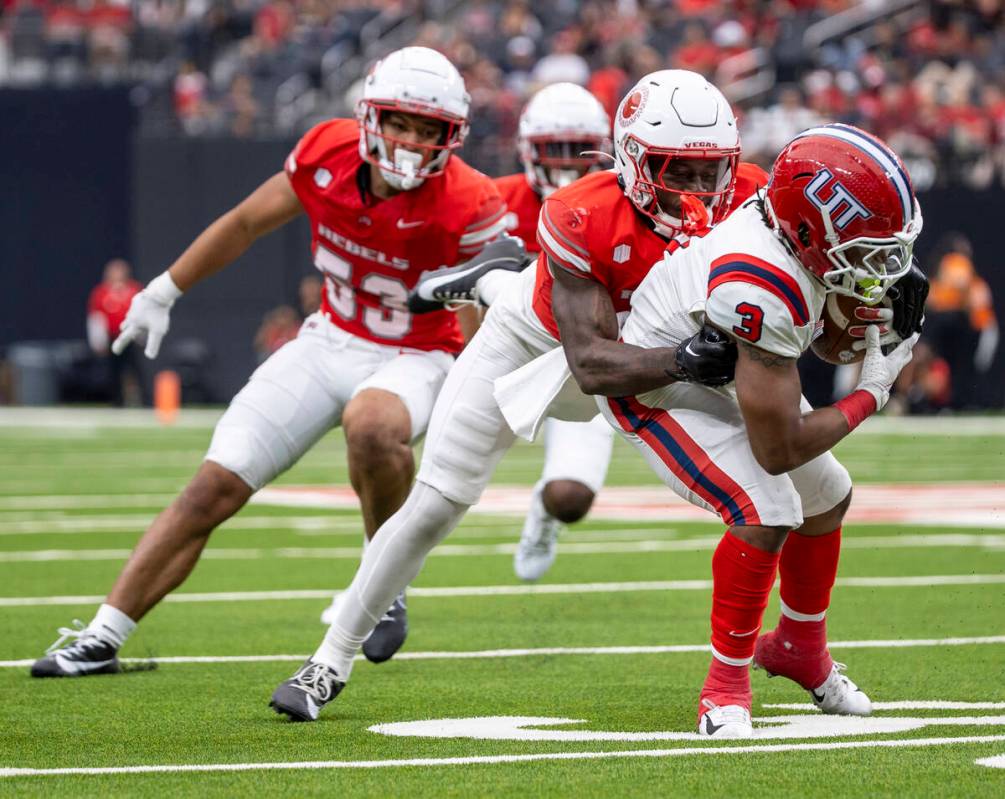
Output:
[{"xmin": 30, "ymin": 659, "xmax": 121, "ymax": 678}]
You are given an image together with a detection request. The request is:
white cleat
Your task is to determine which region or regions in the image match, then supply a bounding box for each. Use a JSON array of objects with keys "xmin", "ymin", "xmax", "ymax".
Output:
[
  {"xmin": 697, "ymin": 700, "xmax": 753, "ymax": 738},
  {"xmin": 810, "ymin": 662, "xmax": 873, "ymax": 716},
  {"xmin": 513, "ymin": 484, "xmax": 564, "ymax": 582}
]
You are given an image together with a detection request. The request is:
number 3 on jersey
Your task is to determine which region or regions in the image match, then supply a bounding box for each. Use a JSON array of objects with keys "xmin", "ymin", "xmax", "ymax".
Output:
[
  {"xmin": 732, "ymin": 301, "xmax": 764, "ymax": 343},
  {"xmin": 315, "ymin": 245, "xmax": 411, "ymax": 338}
]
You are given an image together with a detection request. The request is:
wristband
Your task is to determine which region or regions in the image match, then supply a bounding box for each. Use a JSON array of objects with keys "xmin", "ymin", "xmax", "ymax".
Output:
[
  {"xmin": 147, "ymin": 271, "xmax": 183, "ymax": 305},
  {"xmin": 833, "ymin": 389, "xmax": 878, "ymax": 431}
]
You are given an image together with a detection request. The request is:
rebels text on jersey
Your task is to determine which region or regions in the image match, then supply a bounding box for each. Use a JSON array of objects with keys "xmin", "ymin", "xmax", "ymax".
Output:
[
  {"xmin": 622, "ymin": 197, "xmax": 826, "ymax": 363},
  {"xmin": 494, "ymin": 173, "xmax": 542, "ymax": 254},
  {"xmin": 532, "ymin": 163, "xmax": 768, "ymax": 340},
  {"xmin": 286, "ymin": 119, "xmax": 507, "ymax": 353}
]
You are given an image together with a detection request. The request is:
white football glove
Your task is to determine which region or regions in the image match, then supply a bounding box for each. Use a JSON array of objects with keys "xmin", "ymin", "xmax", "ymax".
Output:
[
  {"xmin": 854, "ymin": 324, "xmax": 919, "ymax": 410},
  {"xmin": 849, "ymin": 305, "xmax": 899, "ymax": 352},
  {"xmin": 111, "ymin": 272, "xmax": 183, "ymax": 359}
]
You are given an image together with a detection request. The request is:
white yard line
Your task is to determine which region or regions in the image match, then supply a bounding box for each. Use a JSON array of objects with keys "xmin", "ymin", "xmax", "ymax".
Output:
[
  {"xmin": 0, "ymin": 515, "xmax": 356, "ymax": 535},
  {"xmin": 2, "ymin": 734, "xmax": 1004, "ymax": 777},
  {"xmin": 3, "ymin": 635, "xmax": 1003, "ymax": 669},
  {"xmin": 764, "ymin": 701, "xmax": 1005, "ymax": 711},
  {"xmin": 4, "ymin": 533, "xmax": 1005, "ymax": 562},
  {"xmin": 3, "ymin": 406, "xmax": 1003, "ymax": 434},
  {"xmin": 2, "ymin": 574, "xmax": 1004, "ymax": 608},
  {"xmin": 0, "ymin": 495, "xmax": 178, "ymax": 510}
]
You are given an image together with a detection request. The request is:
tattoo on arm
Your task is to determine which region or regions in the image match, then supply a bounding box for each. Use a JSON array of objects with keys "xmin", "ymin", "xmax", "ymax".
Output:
[{"xmin": 739, "ymin": 341, "xmax": 793, "ymax": 369}]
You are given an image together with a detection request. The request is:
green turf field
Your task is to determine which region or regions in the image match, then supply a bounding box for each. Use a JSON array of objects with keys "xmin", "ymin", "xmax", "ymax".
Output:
[{"xmin": 0, "ymin": 410, "xmax": 1003, "ymax": 797}]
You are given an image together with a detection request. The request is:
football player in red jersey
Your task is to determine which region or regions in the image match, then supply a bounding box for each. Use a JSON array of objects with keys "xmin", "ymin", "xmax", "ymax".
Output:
[
  {"xmin": 31, "ymin": 47, "xmax": 507, "ymax": 680},
  {"xmin": 268, "ymin": 71, "xmax": 761, "ymax": 722}
]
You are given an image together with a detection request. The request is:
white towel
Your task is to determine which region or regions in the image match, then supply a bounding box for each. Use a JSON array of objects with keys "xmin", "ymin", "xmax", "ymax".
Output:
[{"xmin": 493, "ymin": 347, "xmax": 599, "ymax": 441}]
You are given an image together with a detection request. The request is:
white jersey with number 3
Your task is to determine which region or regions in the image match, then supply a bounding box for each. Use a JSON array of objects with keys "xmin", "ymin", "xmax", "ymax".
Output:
[{"xmin": 622, "ymin": 198, "xmax": 826, "ymax": 362}]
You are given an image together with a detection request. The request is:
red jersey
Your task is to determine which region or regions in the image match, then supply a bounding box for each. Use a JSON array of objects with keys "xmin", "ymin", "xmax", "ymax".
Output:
[
  {"xmin": 286, "ymin": 119, "xmax": 506, "ymax": 354},
  {"xmin": 88, "ymin": 280, "xmax": 142, "ymax": 338},
  {"xmin": 494, "ymin": 173, "xmax": 542, "ymax": 254},
  {"xmin": 533, "ymin": 163, "xmax": 768, "ymax": 339}
]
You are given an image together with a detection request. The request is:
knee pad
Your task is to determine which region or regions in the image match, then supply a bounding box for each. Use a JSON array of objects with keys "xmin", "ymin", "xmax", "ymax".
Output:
[{"xmin": 794, "ymin": 454, "xmax": 853, "ymax": 519}]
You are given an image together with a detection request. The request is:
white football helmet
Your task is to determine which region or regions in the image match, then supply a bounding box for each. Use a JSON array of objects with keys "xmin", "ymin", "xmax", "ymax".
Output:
[
  {"xmin": 517, "ymin": 82, "xmax": 611, "ymax": 197},
  {"xmin": 613, "ymin": 70, "xmax": 740, "ymax": 235},
  {"xmin": 356, "ymin": 46, "xmax": 470, "ymax": 191}
]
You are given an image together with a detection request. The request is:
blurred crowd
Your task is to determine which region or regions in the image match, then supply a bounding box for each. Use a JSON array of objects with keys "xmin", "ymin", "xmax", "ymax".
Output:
[
  {"xmin": 3, "ymin": 1, "xmax": 1005, "ymax": 187},
  {"xmin": 5, "ymin": 2, "xmax": 1005, "ymax": 185}
]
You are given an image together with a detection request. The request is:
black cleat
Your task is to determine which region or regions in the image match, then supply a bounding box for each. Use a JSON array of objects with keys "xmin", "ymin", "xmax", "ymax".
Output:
[
  {"xmin": 362, "ymin": 593, "xmax": 408, "ymax": 663},
  {"xmin": 407, "ymin": 234, "xmax": 530, "ymax": 313},
  {"xmin": 31, "ymin": 621, "xmax": 121, "ymax": 678},
  {"xmin": 270, "ymin": 659, "xmax": 345, "ymax": 722}
]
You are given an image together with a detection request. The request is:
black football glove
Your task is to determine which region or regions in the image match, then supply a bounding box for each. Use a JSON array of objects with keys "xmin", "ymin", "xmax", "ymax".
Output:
[
  {"xmin": 886, "ymin": 257, "xmax": 929, "ymax": 339},
  {"xmin": 672, "ymin": 323, "xmax": 737, "ymax": 387}
]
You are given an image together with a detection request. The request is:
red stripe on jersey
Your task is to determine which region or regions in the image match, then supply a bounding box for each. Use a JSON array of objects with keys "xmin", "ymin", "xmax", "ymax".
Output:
[
  {"xmin": 463, "ymin": 205, "xmax": 507, "ymax": 234},
  {"xmin": 708, "ymin": 253, "xmax": 810, "ymax": 327},
  {"xmin": 607, "ymin": 396, "xmax": 762, "ymax": 527}
]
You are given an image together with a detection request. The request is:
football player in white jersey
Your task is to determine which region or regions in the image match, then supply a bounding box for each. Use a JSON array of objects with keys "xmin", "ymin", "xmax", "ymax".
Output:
[{"xmin": 599, "ymin": 124, "xmax": 927, "ymax": 738}]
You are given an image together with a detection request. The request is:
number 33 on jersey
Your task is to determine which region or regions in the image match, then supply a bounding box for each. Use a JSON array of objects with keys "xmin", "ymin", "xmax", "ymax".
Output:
[{"xmin": 286, "ymin": 118, "xmax": 506, "ymax": 354}]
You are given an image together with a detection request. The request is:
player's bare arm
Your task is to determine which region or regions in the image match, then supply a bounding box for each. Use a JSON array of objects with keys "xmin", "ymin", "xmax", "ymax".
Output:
[
  {"xmin": 734, "ymin": 339, "xmax": 851, "ymax": 475},
  {"xmin": 551, "ymin": 258, "xmax": 683, "ymax": 396},
  {"xmin": 168, "ymin": 172, "xmax": 304, "ymax": 290}
]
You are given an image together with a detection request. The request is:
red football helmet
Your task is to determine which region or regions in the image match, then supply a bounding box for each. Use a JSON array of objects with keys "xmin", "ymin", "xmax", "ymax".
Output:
[{"xmin": 764, "ymin": 124, "xmax": 923, "ymax": 303}]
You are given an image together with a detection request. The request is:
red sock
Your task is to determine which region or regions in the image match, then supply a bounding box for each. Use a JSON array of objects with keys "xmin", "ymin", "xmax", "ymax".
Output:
[
  {"xmin": 699, "ymin": 656, "xmax": 752, "ymax": 719},
  {"xmin": 709, "ymin": 531, "xmax": 780, "ymax": 663},
  {"xmin": 776, "ymin": 527, "xmax": 842, "ymax": 653},
  {"xmin": 701, "ymin": 531, "xmax": 779, "ymax": 718}
]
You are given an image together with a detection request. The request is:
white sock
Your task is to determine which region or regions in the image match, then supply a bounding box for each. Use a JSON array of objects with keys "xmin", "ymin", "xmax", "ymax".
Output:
[
  {"xmin": 313, "ymin": 482, "xmax": 468, "ymax": 680},
  {"xmin": 87, "ymin": 604, "xmax": 136, "ymax": 649},
  {"xmin": 476, "ymin": 269, "xmax": 520, "ymax": 307}
]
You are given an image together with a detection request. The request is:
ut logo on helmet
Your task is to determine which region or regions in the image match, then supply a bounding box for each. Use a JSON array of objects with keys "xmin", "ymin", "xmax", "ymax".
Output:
[{"xmin": 803, "ymin": 169, "xmax": 872, "ymax": 230}]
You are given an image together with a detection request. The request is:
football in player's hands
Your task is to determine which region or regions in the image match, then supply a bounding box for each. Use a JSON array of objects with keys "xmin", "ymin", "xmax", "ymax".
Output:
[{"xmin": 811, "ymin": 293, "xmax": 893, "ymax": 365}]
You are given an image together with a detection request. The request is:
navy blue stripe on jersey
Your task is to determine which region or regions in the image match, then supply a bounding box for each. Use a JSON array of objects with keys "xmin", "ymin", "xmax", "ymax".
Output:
[{"xmin": 708, "ymin": 259, "xmax": 809, "ymax": 326}]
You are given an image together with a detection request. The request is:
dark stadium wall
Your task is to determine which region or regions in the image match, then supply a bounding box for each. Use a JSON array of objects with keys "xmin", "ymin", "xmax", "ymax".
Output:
[
  {"xmin": 0, "ymin": 88, "xmax": 134, "ymax": 347},
  {"xmin": 131, "ymin": 137, "xmax": 314, "ymax": 402}
]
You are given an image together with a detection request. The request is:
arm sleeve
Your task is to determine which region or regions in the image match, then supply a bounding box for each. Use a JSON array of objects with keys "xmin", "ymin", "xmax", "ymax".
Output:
[
  {"xmin": 706, "ymin": 281, "xmax": 808, "ymax": 359},
  {"xmin": 457, "ymin": 178, "xmax": 507, "ymax": 259},
  {"xmin": 536, "ymin": 197, "xmax": 593, "ymax": 276}
]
